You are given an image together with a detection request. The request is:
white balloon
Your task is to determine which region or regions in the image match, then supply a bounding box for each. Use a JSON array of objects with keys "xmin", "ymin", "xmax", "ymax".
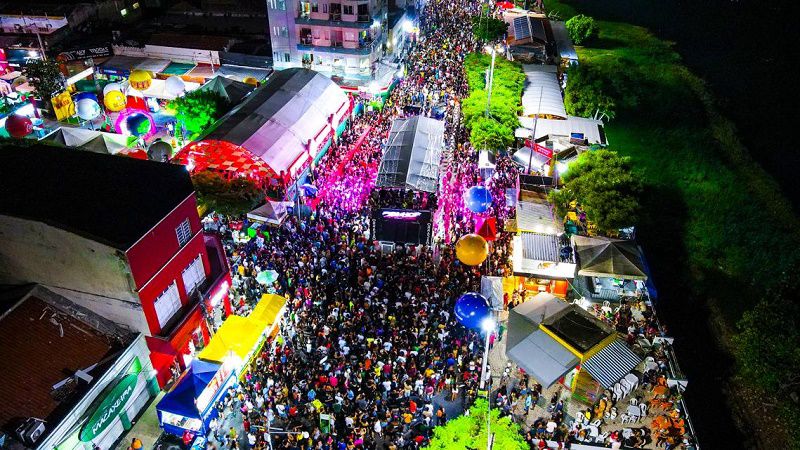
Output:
[
  {"xmin": 76, "ymin": 98, "xmax": 102, "ymax": 121},
  {"xmin": 102, "ymin": 82, "xmax": 123, "ymax": 96},
  {"xmin": 164, "ymin": 76, "xmax": 186, "ymax": 96}
]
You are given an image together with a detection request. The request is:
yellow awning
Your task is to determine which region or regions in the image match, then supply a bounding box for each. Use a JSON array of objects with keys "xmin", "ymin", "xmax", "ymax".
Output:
[
  {"xmin": 249, "ymin": 294, "xmax": 287, "ymax": 328},
  {"xmin": 198, "ymin": 315, "xmax": 263, "ymax": 363}
]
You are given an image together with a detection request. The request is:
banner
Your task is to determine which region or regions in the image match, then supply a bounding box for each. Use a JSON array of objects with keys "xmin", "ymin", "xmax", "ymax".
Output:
[{"xmin": 58, "ymin": 45, "xmax": 113, "ymax": 62}]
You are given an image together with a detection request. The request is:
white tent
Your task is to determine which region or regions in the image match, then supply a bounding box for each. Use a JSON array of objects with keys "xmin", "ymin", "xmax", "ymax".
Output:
[
  {"xmin": 521, "ymin": 65, "xmax": 567, "ymax": 119},
  {"xmin": 517, "ymin": 115, "xmax": 605, "ymax": 144},
  {"xmin": 203, "ymin": 68, "xmax": 349, "ymax": 177},
  {"xmin": 376, "ymin": 116, "xmax": 445, "ymax": 193},
  {"xmin": 247, "ymin": 200, "xmax": 288, "ymax": 227}
]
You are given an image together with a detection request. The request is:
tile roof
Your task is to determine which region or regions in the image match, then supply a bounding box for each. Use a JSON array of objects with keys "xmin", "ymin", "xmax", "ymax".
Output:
[{"xmin": 0, "ymin": 296, "xmax": 115, "ymax": 428}]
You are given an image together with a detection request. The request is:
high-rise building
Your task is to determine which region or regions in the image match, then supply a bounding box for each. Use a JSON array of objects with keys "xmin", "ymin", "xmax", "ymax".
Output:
[{"xmin": 267, "ymin": 0, "xmax": 387, "ymax": 80}]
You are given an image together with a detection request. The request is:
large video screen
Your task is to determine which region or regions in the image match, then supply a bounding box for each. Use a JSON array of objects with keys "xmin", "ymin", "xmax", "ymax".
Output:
[{"xmin": 371, "ymin": 208, "xmax": 432, "ymax": 245}]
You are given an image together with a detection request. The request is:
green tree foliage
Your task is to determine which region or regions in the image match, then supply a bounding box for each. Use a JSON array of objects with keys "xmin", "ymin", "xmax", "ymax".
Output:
[
  {"xmin": 191, "ymin": 170, "xmax": 263, "ymax": 217},
  {"xmin": 548, "ymin": 149, "xmax": 642, "ymax": 233},
  {"xmin": 472, "ymin": 16, "xmax": 509, "ymax": 42},
  {"xmin": 462, "ymin": 53, "xmax": 525, "ymax": 153},
  {"xmin": 23, "ymin": 59, "xmax": 65, "ymax": 101},
  {"xmin": 169, "ymin": 89, "xmax": 230, "ymax": 136},
  {"xmin": 563, "ymin": 64, "xmax": 616, "ymax": 120},
  {"xmin": 425, "ymin": 399, "xmax": 528, "ymax": 450},
  {"xmin": 565, "ymin": 14, "xmax": 598, "ymax": 45}
]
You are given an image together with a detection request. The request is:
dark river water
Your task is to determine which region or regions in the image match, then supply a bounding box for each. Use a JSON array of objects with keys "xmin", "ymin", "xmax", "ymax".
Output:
[
  {"xmin": 566, "ymin": 0, "xmax": 799, "ymax": 208},
  {"xmin": 560, "ymin": 1, "xmax": 798, "ymax": 448}
]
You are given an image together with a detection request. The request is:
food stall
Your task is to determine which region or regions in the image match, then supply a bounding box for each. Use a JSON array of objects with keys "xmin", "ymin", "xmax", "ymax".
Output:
[{"xmin": 156, "ymin": 359, "xmax": 236, "ymax": 437}]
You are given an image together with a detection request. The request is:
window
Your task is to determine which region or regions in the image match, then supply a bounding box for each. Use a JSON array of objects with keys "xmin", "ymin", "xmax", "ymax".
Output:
[
  {"xmin": 311, "ymin": 3, "xmax": 318, "ymax": 12},
  {"xmin": 154, "ymin": 282, "xmax": 181, "ymax": 328},
  {"xmin": 268, "ymin": 0, "xmax": 276, "ymax": 8},
  {"xmin": 284, "ymin": 53, "xmax": 291, "ymax": 62},
  {"xmin": 322, "ymin": 3, "xmax": 328, "ymax": 12},
  {"xmin": 343, "ymin": 5, "xmax": 353, "ymax": 14},
  {"xmin": 273, "ymin": 26, "xmax": 287, "ymax": 37},
  {"xmin": 273, "ymin": 51, "xmax": 280, "ymax": 60},
  {"xmin": 182, "ymin": 255, "xmax": 206, "ymax": 294},
  {"xmin": 276, "ymin": 0, "xmax": 286, "ymax": 9},
  {"xmin": 281, "ymin": 26, "xmax": 289, "ymax": 37},
  {"xmin": 120, "ymin": 8, "xmax": 128, "ymax": 16},
  {"xmin": 176, "ymin": 218, "xmax": 192, "ymax": 247}
]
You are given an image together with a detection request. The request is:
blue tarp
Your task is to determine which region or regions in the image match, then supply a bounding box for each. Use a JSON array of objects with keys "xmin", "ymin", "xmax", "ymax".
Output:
[{"xmin": 157, "ymin": 360, "xmax": 221, "ymax": 419}]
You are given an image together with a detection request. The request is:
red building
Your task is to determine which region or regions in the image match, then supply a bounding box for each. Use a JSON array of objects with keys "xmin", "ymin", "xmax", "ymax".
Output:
[{"xmin": 0, "ymin": 145, "xmax": 231, "ymax": 386}]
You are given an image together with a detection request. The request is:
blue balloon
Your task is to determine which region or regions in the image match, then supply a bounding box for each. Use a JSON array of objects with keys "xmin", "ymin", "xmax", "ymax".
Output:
[
  {"xmin": 74, "ymin": 91, "xmax": 98, "ymax": 103},
  {"xmin": 464, "ymin": 186, "xmax": 493, "ymax": 213},
  {"xmin": 455, "ymin": 292, "xmax": 491, "ymax": 330},
  {"xmin": 125, "ymin": 112, "xmax": 152, "ymax": 137}
]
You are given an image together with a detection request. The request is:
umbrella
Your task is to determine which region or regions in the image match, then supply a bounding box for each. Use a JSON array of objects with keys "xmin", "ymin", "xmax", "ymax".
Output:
[{"xmin": 256, "ymin": 270, "xmax": 279, "ymax": 285}]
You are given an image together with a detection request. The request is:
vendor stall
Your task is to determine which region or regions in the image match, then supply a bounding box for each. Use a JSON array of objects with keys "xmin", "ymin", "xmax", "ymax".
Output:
[{"xmin": 156, "ymin": 359, "xmax": 236, "ymax": 437}]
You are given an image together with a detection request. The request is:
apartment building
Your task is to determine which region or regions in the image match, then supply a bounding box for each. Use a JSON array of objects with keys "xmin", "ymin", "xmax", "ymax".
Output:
[{"xmin": 267, "ymin": 0, "xmax": 387, "ymax": 79}]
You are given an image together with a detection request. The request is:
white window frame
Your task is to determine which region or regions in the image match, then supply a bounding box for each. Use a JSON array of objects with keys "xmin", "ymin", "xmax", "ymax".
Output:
[
  {"xmin": 176, "ymin": 218, "xmax": 192, "ymax": 247},
  {"xmin": 154, "ymin": 282, "xmax": 181, "ymax": 328},
  {"xmin": 182, "ymin": 255, "xmax": 206, "ymax": 295}
]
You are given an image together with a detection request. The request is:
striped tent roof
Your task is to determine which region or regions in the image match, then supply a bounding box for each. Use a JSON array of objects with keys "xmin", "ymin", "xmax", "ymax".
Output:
[{"xmin": 582, "ymin": 339, "xmax": 641, "ymax": 389}]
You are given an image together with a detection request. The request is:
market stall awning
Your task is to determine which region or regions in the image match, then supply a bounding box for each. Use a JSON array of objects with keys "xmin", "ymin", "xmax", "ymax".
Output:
[
  {"xmin": 573, "ymin": 235, "xmax": 648, "ymax": 280},
  {"xmin": 157, "ymin": 359, "xmax": 221, "ymax": 418},
  {"xmin": 217, "ymin": 65, "xmax": 272, "ymax": 82},
  {"xmin": 582, "ymin": 339, "xmax": 642, "ymax": 389},
  {"xmin": 521, "ymin": 64, "xmax": 567, "ymax": 119},
  {"xmin": 198, "ymin": 315, "xmax": 265, "ymax": 363},
  {"xmin": 249, "ymin": 294, "xmax": 286, "ymax": 328},
  {"xmin": 508, "ymin": 329, "xmax": 579, "ymax": 388},
  {"xmin": 99, "ymin": 55, "xmax": 147, "ymax": 76},
  {"xmin": 376, "ymin": 115, "xmax": 445, "ymax": 193},
  {"xmin": 162, "ymin": 62, "xmax": 197, "ymax": 75},
  {"xmin": 247, "ymin": 201, "xmax": 288, "ymax": 226},
  {"xmin": 135, "ymin": 57, "xmax": 171, "ymax": 74}
]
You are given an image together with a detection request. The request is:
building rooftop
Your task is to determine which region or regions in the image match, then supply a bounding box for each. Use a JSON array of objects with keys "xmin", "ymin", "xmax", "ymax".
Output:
[
  {"xmin": 0, "ymin": 144, "xmax": 195, "ymax": 250},
  {"xmin": 0, "ymin": 288, "xmax": 126, "ymax": 434},
  {"xmin": 545, "ymin": 308, "xmax": 613, "ymax": 353}
]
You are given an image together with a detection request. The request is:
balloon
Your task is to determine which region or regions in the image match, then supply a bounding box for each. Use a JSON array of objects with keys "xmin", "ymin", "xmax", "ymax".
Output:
[
  {"xmin": 103, "ymin": 90, "xmax": 127, "ymax": 112},
  {"xmin": 125, "ymin": 112, "xmax": 152, "ymax": 137},
  {"xmin": 4, "ymin": 114, "xmax": 33, "ymax": 138},
  {"xmin": 76, "ymin": 98, "xmax": 102, "ymax": 121},
  {"xmin": 455, "ymin": 292, "xmax": 491, "ymax": 330},
  {"xmin": 455, "ymin": 233, "xmax": 488, "ymax": 266},
  {"xmin": 103, "ymin": 82, "xmax": 123, "ymax": 96},
  {"xmin": 243, "ymin": 76, "xmax": 259, "ymax": 86},
  {"xmin": 129, "ymin": 70, "xmax": 152, "ymax": 91},
  {"xmin": 74, "ymin": 91, "xmax": 98, "ymax": 103},
  {"xmin": 147, "ymin": 140, "xmax": 173, "ymax": 161},
  {"xmin": 164, "ymin": 75, "xmax": 186, "ymax": 96},
  {"xmin": 464, "ymin": 185, "xmax": 493, "ymax": 213}
]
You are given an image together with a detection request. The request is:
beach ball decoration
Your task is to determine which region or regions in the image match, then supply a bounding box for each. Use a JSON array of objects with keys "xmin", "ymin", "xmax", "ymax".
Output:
[
  {"xmin": 464, "ymin": 185, "xmax": 493, "ymax": 214},
  {"xmin": 125, "ymin": 112, "xmax": 152, "ymax": 137},
  {"xmin": 103, "ymin": 90, "xmax": 127, "ymax": 112},
  {"xmin": 76, "ymin": 98, "xmax": 102, "ymax": 121},
  {"xmin": 164, "ymin": 76, "xmax": 186, "ymax": 97},
  {"xmin": 128, "ymin": 70, "xmax": 152, "ymax": 91},
  {"xmin": 243, "ymin": 76, "xmax": 259, "ymax": 86},
  {"xmin": 455, "ymin": 292, "xmax": 491, "ymax": 330},
  {"xmin": 103, "ymin": 82, "xmax": 124, "ymax": 96},
  {"xmin": 4, "ymin": 114, "xmax": 33, "ymax": 138},
  {"xmin": 455, "ymin": 233, "xmax": 489, "ymax": 266}
]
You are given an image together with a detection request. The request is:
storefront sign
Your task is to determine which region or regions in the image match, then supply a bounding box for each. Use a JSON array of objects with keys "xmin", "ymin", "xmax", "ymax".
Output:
[
  {"xmin": 382, "ymin": 210, "xmax": 421, "ymax": 221},
  {"xmin": 195, "ymin": 362, "xmax": 233, "ymax": 413},
  {"xmin": 58, "ymin": 45, "xmax": 112, "ymax": 62},
  {"xmin": 79, "ymin": 374, "xmax": 138, "ymax": 442},
  {"xmin": 523, "ymin": 140, "xmax": 554, "ymax": 159}
]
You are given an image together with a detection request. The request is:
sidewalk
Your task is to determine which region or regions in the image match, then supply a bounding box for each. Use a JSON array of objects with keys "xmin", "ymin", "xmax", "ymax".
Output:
[{"xmin": 114, "ymin": 392, "xmax": 165, "ymax": 450}]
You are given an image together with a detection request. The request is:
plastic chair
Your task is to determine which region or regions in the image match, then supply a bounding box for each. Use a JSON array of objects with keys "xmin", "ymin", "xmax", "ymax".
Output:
[
  {"xmin": 619, "ymin": 414, "xmax": 631, "ymax": 424},
  {"xmin": 629, "ymin": 397, "xmax": 639, "ymax": 406},
  {"xmin": 624, "ymin": 373, "xmax": 640, "ymax": 392},
  {"xmin": 595, "ymin": 431, "xmax": 610, "ymax": 443},
  {"xmin": 604, "ymin": 406, "xmax": 617, "ymax": 421},
  {"xmin": 591, "ymin": 419, "xmax": 602, "ymax": 427},
  {"xmin": 639, "ymin": 403, "xmax": 648, "ymax": 417}
]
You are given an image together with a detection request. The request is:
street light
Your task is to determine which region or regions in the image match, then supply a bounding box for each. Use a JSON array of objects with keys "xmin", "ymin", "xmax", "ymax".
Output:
[{"xmin": 483, "ymin": 44, "xmax": 504, "ymax": 118}]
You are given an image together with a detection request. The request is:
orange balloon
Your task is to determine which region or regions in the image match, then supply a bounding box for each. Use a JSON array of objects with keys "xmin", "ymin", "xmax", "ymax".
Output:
[{"xmin": 455, "ymin": 234, "xmax": 488, "ymax": 266}]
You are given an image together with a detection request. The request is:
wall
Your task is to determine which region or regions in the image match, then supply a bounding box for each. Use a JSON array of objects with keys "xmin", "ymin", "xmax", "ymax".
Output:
[
  {"xmin": 125, "ymin": 194, "xmax": 202, "ymax": 290},
  {"xmin": 0, "ymin": 215, "xmax": 137, "ymax": 301}
]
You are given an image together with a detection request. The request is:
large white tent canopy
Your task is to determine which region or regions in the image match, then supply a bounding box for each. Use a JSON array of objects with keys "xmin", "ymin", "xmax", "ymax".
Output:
[
  {"xmin": 203, "ymin": 68, "xmax": 349, "ymax": 177},
  {"xmin": 376, "ymin": 116, "xmax": 445, "ymax": 193},
  {"xmin": 521, "ymin": 64, "xmax": 567, "ymax": 119},
  {"xmin": 517, "ymin": 115, "xmax": 606, "ymax": 145}
]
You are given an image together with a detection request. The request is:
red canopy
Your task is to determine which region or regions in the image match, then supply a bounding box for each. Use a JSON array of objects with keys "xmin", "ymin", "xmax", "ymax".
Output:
[
  {"xmin": 173, "ymin": 139, "xmax": 276, "ymax": 181},
  {"xmin": 475, "ymin": 217, "xmax": 497, "ymax": 241}
]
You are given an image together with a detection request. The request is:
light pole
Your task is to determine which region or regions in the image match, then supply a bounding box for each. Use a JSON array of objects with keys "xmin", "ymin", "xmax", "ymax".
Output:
[
  {"xmin": 480, "ymin": 316, "xmax": 496, "ymax": 450},
  {"xmin": 484, "ymin": 45, "xmax": 497, "ymax": 118}
]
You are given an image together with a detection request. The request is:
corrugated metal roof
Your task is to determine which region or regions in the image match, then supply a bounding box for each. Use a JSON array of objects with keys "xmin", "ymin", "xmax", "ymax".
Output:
[
  {"xmin": 520, "ymin": 232, "xmax": 560, "ymax": 262},
  {"xmin": 582, "ymin": 340, "xmax": 642, "ymax": 389},
  {"xmin": 521, "ymin": 64, "xmax": 567, "ymax": 119},
  {"xmin": 515, "ymin": 200, "xmax": 559, "ymax": 234},
  {"xmin": 507, "ymin": 329, "xmax": 579, "ymax": 387}
]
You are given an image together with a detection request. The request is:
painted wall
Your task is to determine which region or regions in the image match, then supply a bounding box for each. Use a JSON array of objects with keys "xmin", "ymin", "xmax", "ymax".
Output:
[
  {"xmin": 0, "ymin": 215, "xmax": 137, "ymax": 301},
  {"xmin": 126, "ymin": 194, "xmax": 203, "ymax": 290}
]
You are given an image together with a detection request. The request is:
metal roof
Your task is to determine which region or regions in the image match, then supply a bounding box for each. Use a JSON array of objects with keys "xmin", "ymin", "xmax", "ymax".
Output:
[
  {"xmin": 376, "ymin": 116, "xmax": 445, "ymax": 193},
  {"xmin": 582, "ymin": 339, "xmax": 642, "ymax": 388},
  {"xmin": 508, "ymin": 329, "xmax": 579, "ymax": 388},
  {"xmin": 521, "ymin": 64, "xmax": 567, "ymax": 119}
]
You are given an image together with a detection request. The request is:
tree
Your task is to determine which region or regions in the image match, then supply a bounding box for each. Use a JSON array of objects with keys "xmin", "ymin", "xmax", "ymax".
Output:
[
  {"xmin": 472, "ymin": 16, "xmax": 509, "ymax": 42},
  {"xmin": 564, "ymin": 64, "xmax": 616, "ymax": 120},
  {"xmin": 23, "ymin": 59, "xmax": 65, "ymax": 101},
  {"xmin": 469, "ymin": 117, "xmax": 514, "ymax": 153},
  {"xmin": 169, "ymin": 89, "xmax": 230, "ymax": 136},
  {"xmin": 191, "ymin": 170, "xmax": 263, "ymax": 217},
  {"xmin": 548, "ymin": 149, "xmax": 642, "ymax": 233},
  {"xmin": 565, "ymin": 14, "xmax": 598, "ymax": 45},
  {"xmin": 425, "ymin": 399, "xmax": 528, "ymax": 450}
]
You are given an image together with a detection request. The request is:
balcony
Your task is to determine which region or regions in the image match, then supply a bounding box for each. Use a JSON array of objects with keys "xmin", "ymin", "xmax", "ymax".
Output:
[
  {"xmin": 357, "ymin": 14, "xmax": 370, "ymax": 22},
  {"xmin": 297, "ymin": 38, "xmax": 379, "ymax": 55},
  {"xmin": 295, "ymin": 14, "xmax": 371, "ymax": 29}
]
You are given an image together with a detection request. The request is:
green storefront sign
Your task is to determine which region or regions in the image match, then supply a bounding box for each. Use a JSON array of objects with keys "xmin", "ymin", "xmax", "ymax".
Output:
[{"xmin": 79, "ymin": 373, "xmax": 138, "ymax": 442}]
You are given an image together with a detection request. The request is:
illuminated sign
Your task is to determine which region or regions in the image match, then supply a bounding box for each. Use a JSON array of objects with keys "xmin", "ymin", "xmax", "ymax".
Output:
[
  {"xmin": 381, "ymin": 211, "xmax": 421, "ymax": 221},
  {"xmin": 209, "ymin": 280, "xmax": 229, "ymax": 307},
  {"xmin": 80, "ymin": 374, "xmax": 138, "ymax": 441},
  {"xmin": 195, "ymin": 363, "xmax": 233, "ymax": 413}
]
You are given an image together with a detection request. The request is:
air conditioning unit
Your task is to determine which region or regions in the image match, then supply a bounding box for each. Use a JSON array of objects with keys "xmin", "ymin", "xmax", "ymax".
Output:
[{"xmin": 16, "ymin": 418, "xmax": 46, "ymax": 446}]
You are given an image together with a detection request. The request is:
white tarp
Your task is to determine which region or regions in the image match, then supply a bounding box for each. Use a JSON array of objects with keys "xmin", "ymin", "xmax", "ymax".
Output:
[
  {"xmin": 204, "ymin": 68, "xmax": 348, "ymax": 176},
  {"xmin": 376, "ymin": 116, "xmax": 445, "ymax": 193},
  {"xmin": 521, "ymin": 65, "xmax": 567, "ymax": 119},
  {"xmin": 517, "ymin": 115, "xmax": 605, "ymax": 144}
]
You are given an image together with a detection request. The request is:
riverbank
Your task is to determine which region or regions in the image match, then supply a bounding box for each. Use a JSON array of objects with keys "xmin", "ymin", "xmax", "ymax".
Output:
[{"xmin": 545, "ymin": 1, "xmax": 800, "ymax": 447}]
